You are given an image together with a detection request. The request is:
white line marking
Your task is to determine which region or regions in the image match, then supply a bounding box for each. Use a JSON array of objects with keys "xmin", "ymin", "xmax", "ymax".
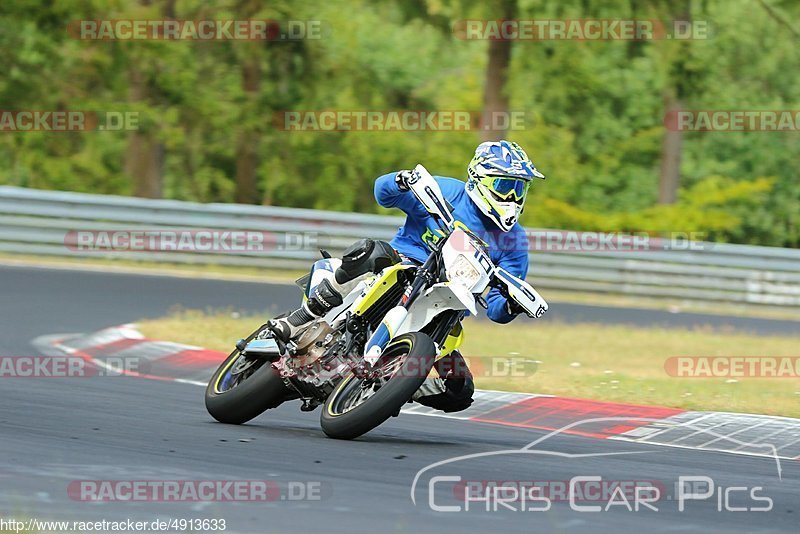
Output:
[
  {"xmin": 774, "ymin": 436, "xmax": 800, "ymax": 452},
  {"xmin": 661, "ymin": 420, "xmax": 734, "ymax": 445},
  {"xmin": 696, "ymin": 419, "xmax": 772, "ymax": 448},
  {"xmin": 729, "ymin": 425, "xmax": 793, "ymax": 451},
  {"xmin": 633, "ymin": 412, "xmax": 717, "ymax": 442}
]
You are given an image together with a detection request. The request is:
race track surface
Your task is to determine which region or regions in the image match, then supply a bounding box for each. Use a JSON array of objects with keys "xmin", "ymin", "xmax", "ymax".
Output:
[
  {"xmin": 2, "ymin": 264, "xmax": 798, "ymax": 336},
  {"xmin": 1, "ymin": 264, "xmax": 798, "ymax": 533}
]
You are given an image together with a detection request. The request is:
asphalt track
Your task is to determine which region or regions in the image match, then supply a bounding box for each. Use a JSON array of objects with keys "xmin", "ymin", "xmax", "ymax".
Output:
[
  {"xmin": 1, "ymin": 264, "xmax": 799, "ymax": 533},
  {"xmin": 2, "ymin": 264, "xmax": 798, "ymax": 337}
]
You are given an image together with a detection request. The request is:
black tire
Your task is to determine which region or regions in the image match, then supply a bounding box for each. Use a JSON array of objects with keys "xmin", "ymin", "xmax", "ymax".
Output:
[
  {"xmin": 320, "ymin": 332, "xmax": 436, "ymax": 440},
  {"xmin": 205, "ymin": 328, "xmax": 297, "ymax": 425}
]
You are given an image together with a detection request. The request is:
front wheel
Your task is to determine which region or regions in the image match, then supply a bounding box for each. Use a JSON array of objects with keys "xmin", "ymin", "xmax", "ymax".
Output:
[
  {"xmin": 205, "ymin": 326, "xmax": 297, "ymax": 424},
  {"xmin": 320, "ymin": 332, "xmax": 436, "ymax": 440}
]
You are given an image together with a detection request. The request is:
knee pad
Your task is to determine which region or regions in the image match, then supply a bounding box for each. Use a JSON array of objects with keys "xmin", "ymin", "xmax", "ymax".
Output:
[{"xmin": 334, "ymin": 239, "xmax": 400, "ymax": 285}]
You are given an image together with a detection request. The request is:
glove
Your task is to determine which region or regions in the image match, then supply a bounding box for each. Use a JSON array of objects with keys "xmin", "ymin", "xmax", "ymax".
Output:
[
  {"xmin": 505, "ymin": 296, "xmax": 527, "ymax": 316},
  {"xmin": 394, "ymin": 170, "xmax": 414, "ymax": 192},
  {"xmin": 492, "ymin": 279, "xmax": 526, "ymax": 317}
]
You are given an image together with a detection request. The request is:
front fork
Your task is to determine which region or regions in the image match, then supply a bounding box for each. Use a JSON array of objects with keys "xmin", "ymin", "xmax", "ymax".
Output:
[
  {"xmin": 362, "ymin": 250, "xmax": 438, "ymax": 365},
  {"xmin": 427, "ymin": 310, "xmax": 465, "ymax": 361}
]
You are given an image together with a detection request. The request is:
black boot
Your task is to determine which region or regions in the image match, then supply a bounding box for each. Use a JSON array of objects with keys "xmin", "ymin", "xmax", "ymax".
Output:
[
  {"xmin": 267, "ymin": 278, "xmax": 343, "ymax": 343},
  {"xmin": 412, "ymin": 350, "xmax": 475, "ymax": 413}
]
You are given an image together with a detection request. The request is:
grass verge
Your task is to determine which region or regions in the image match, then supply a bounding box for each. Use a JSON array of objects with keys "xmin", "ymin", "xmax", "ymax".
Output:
[{"xmin": 138, "ymin": 310, "xmax": 800, "ymax": 418}]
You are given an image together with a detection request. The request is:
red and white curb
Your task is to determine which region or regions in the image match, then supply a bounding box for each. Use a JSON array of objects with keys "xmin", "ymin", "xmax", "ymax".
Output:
[
  {"xmin": 35, "ymin": 324, "xmax": 800, "ymax": 461},
  {"xmin": 35, "ymin": 324, "xmax": 216, "ymax": 386}
]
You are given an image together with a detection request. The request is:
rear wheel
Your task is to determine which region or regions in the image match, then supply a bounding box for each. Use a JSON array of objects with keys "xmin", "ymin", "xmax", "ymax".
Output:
[
  {"xmin": 204, "ymin": 326, "xmax": 297, "ymax": 424},
  {"xmin": 320, "ymin": 332, "xmax": 436, "ymax": 440}
]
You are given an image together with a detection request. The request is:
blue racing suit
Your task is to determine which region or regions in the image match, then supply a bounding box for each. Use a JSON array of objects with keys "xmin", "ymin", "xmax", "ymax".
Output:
[{"xmin": 374, "ymin": 173, "xmax": 529, "ymax": 324}]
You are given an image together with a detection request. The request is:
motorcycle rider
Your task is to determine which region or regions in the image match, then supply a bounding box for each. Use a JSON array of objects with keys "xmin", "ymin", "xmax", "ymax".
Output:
[{"xmin": 269, "ymin": 140, "xmax": 545, "ymax": 412}]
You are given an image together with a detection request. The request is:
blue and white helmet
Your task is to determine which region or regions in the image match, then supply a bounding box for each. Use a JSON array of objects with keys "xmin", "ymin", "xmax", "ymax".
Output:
[{"xmin": 466, "ymin": 140, "xmax": 545, "ymax": 231}]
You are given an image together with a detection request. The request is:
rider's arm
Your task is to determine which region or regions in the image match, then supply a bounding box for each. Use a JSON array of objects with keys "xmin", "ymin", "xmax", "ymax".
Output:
[
  {"xmin": 374, "ymin": 172, "xmax": 428, "ymax": 219},
  {"xmin": 485, "ymin": 230, "xmax": 529, "ymax": 324}
]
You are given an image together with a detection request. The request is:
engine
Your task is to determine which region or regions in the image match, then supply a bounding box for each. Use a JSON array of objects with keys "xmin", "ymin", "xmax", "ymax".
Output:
[{"xmin": 279, "ymin": 320, "xmax": 354, "ymax": 390}]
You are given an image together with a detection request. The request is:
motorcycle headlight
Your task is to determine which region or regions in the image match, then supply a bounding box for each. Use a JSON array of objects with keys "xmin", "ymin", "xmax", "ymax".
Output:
[{"xmin": 447, "ymin": 254, "xmax": 481, "ymax": 290}]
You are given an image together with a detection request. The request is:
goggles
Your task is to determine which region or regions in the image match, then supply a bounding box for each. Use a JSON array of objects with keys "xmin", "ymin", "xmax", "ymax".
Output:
[{"xmin": 480, "ymin": 176, "xmax": 529, "ymax": 202}]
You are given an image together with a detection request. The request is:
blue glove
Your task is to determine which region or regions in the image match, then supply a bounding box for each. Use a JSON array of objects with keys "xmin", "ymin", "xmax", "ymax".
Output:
[{"xmin": 394, "ymin": 170, "xmax": 414, "ymax": 192}]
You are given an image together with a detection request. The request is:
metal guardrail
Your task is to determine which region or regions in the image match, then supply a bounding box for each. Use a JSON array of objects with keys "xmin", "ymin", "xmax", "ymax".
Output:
[{"xmin": 1, "ymin": 185, "xmax": 799, "ymax": 306}]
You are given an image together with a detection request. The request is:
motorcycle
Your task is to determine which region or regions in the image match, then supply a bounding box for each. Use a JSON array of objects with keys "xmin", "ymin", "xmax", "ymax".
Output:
[{"xmin": 204, "ymin": 164, "xmax": 549, "ymax": 439}]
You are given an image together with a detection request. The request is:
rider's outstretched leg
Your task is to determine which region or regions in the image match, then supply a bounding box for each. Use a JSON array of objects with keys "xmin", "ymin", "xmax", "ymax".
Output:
[
  {"xmin": 267, "ymin": 238, "xmax": 400, "ymax": 343},
  {"xmin": 267, "ymin": 278, "xmax": 343, "ymax": 342}
]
